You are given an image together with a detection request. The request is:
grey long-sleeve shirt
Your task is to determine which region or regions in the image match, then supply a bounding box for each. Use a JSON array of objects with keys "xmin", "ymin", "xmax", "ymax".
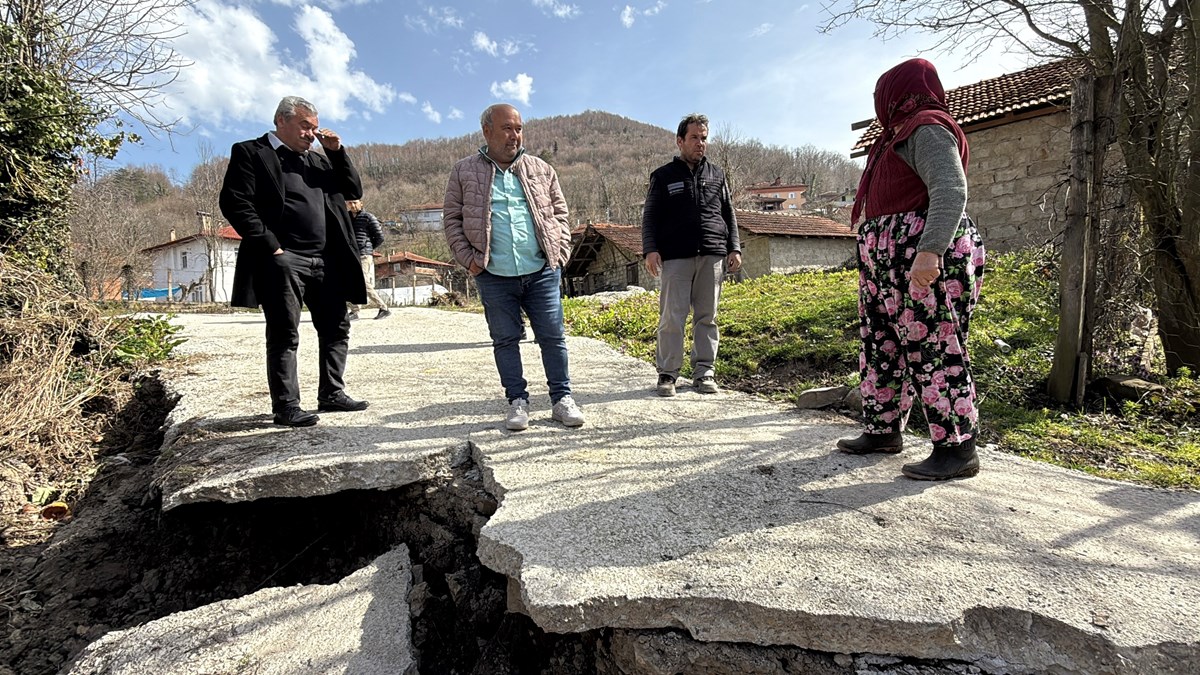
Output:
[{"xmin": 892, "ymin": 124, "xmax": 968, "ymax": 255}]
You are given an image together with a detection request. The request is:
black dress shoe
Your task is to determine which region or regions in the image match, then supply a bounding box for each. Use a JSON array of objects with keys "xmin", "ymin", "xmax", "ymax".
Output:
[
  {"xmin": 273, "ymin": 407, "xmax": 319, "ymax": 427},
  {"xmin": 317, "ymin": 392, "xmax": 370, "ymax": 412}
]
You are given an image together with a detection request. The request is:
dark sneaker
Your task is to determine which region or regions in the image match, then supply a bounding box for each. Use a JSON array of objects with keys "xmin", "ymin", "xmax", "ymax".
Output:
[
  {"xmin": 836, "ymin": 432, "xmax": 903, "ymax": 455},
  {"xmin": 347, "ymin": 311, "xmax": 360, "ymax": 321},
  {"xmin": 695, "ymin": 375, "xmax": 719, "ymax": 394},
  {"xmin": 375, "ymin": 308, "xmax": 392, "ymax": 319},
  {"xmin": 273, "ymin": 407, "xmax": 318, "ymax": 427},
  {"xmin": 656, "ymin": 374, "xmax": 676, "ymax": 397},
  {"xmin": 317, "ymin": 392, "xmax": 370, "ymax": 412}
]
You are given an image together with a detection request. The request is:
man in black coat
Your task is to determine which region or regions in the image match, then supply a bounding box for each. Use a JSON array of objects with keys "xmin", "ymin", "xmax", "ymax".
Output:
[{"xmin": 219, "ymin": 96, "xmax": 370, "ymax": 427}]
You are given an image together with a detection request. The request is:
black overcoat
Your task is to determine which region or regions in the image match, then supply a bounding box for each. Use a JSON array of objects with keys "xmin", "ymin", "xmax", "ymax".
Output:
[{"xmin": 219, "ymin": 134, "xmax": 366, "ymax": 308}]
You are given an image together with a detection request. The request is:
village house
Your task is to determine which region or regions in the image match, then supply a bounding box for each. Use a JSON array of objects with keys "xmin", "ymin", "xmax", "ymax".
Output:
[
  {"xmin": 743, "ymin": 179, "xmax": 808, "ymax": 211},
  {"xmin": 564, "ymin": 209, "xmax": 855, "ymax": 296},
  {"xmin": 736, "ymin": 210, "xmax": 856, "ymax": 276},
  {"xmin": 565, "ymin": 223, "xmax": 652, "ymax": 296},
  {"xmin": 393, "ymin": 203, "xmax": 444, "ymax": 234},
  {"xmin": 139, "ymin": 223, "xmax": 241, "ymax": 303},
  {"xmin": 853, "ymin": 60, "xmax": 1077, "ymax": 252}
]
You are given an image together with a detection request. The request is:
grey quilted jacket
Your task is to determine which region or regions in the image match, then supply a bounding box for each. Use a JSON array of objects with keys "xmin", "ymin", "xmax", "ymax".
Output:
[{"xmin": 442, "ymin": 148, "xmax": 572, "ymax": 275}]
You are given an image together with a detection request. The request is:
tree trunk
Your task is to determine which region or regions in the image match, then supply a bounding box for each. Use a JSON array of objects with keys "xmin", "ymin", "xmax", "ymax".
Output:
[
  {"xmin": 1048, "ymin": 76, "xmax": 1097, "ymax": 403},
  {"xmin": 1150, "ymin": 210, "xmax": 1200, "ymax": 373}
]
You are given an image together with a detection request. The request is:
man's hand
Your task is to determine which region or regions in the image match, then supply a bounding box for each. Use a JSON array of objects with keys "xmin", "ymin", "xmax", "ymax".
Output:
[
  {"xmin": 315, "ymin": 128, "xmax": 342, "ymax": 152},
  {"xmin": 644, "ymin": 252, "xmax": 662, "ymax": 277},
  {"xmin": 726, "ymin": 251, "xmax": 742, "ymax": 274},
  {"xmin": 910, "ymin": 251, "xmax": 942, "ymax": 289},
  {"xmin": 468, "ymin": 261, "xmax": 483, "ymax": 276}
]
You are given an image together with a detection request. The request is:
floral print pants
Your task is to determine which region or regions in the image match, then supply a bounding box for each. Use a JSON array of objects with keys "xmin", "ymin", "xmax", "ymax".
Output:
[{"xmin": 856, "ymin": 211, "xmax": 985, "ymax": 446}]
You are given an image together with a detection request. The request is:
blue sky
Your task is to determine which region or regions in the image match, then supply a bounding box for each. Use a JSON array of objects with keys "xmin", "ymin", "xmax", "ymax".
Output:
[{"xmin": 117, "ymin": 0, "xmax": 1034, "ymax": 179}]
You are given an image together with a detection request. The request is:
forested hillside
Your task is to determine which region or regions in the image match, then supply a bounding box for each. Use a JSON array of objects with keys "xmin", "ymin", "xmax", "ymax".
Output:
[{"xmin": 69, "ymin": 110, "xmax": 861, "ymax": 299}]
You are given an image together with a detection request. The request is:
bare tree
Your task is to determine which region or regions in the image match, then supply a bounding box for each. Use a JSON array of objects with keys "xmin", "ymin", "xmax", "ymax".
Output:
[
  {"xmin": 2, "ymin": 0, "xmax": 192, "ymax": 132},
  {"xmin": 823, "ymin": 0, "xmax": 1200, "ymax": 376}
]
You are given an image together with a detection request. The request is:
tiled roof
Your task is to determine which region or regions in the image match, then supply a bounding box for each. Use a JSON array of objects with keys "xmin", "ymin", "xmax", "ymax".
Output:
[
  {"xmin": 746, "ymin": 182, "xmax": 808, "ymax": 193},
  {"xmin": 379, "ymin": 251, "xmax": 454, "ymax": 266},
  {"xmin": 735, "ymin": 209, "xmax": 855, "ymax": 238},
  {"xmin": 583, "ymin": 223, "xmax": 643, "ymax": 257},
  {"xmin": 853, "ymin": 59, "xmax": 1079, "ymax": 153},
  {"xmin": 140, "ymin": 226, "xmax": 242, "ymax": 253}
]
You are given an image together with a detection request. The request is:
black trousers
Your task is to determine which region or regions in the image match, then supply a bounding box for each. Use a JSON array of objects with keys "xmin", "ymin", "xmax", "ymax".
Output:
[{"xmin": 255, "ymin": 251, "xmax": 351, "ymax": 412}]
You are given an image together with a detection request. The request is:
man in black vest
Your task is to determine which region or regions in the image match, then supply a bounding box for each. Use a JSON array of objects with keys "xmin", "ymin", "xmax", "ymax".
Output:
[{"xmin": 219, "ymin": 96, "xmax": 370, "ymax": 427}]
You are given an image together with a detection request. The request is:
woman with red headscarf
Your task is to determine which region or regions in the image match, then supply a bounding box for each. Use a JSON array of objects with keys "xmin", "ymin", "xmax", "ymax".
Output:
[{"xmin": 837, "ymin": 58, "xmax": 985, "ymax": 480}]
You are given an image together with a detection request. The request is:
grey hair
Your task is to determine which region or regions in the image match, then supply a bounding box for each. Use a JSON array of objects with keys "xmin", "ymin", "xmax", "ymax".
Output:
[
  {"xmin": 480, "ymin": 103, "xmax": 517, "ymax": 128},
  {"xmin": 676, "ymin": 113, "xmax": 709, "ymax": 139},
  {"xmin": 275, "ymin": 96, "xmax": 317, "ymax": 122}
]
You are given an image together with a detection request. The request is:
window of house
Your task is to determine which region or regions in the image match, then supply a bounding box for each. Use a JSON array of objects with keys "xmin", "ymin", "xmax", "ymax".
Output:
[
  {"xmin": 180, "ymin": 251, "xmax": 188, "ymax": 269},
  {"xmin": 789, "ymin": 192, "xmax": 795, "ymax": 199},
  {"xmin": 626, "ymin": 262, "xmax": 639, "ymax": 286},
  {"xmin": 789, "ymin": 204, "xmax": 798, "ymax": 209}
]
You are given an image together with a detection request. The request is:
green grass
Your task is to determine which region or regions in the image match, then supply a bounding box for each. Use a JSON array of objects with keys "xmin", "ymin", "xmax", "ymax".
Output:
[{"xmin": 563, "ymin": 251, "xmax": 1200, "ymax": 490}]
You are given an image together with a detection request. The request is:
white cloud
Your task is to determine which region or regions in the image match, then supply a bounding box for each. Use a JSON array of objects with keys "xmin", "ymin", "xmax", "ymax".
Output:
[
  {"xmin": 448, "ymin": 107, "xmax": 464, "ymax": 120},
  {"xmin": 532, "ymin": 0, "xmax": 580, "ymax": 19},
  {"xmin": 490, "ymin": 73, "xmax": 535, "ymax": 106},
  {"xmin": 164, "ymin": 0, "xmax": 395, "ymax": 129},
  {"xmin": 473, "ymin": 31, "xmax": 498, "ymax": 56},
  {"xmin": 405, "ymin": 6, "xmax": 463, "ymax": 33},
  {"xmin": 397, "ymin": 92, "xmax": 417, "ymax": 105},
  {"xmin": 421, "ymin": 101, "xmax": 442, "ymax": 123},
  {"xmin": 748, "ymin": 22, "xmax": 773, "ymax": 38},
  {"xmin": 620, "ymin": 2, "xmax": 666, "ymax": 28},
  {"xmin": 472, "ymin": 31, "xmax": 526, "ymax": 58},
  {"xmin": 268, "ymin": 0, "xmax": 377, "ymax": 8}
]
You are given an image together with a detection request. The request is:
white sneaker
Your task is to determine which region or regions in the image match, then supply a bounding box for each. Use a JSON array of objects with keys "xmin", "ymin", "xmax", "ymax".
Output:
[
  {"xmin": 551, "ymin": 395, "xmax": 585, "ymax": 427},
  {"xmin": 506, "ymin": 398, "xmax": 529, "ymax": 431}
]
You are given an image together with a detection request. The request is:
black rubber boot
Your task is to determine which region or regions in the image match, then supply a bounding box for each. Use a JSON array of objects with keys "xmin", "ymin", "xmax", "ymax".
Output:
[
  {"xmin": 836, "ymin": 431, "xmax": 903, "ymax": 455},
  {"xmin": 901, "ymin": 438, "xmax": 980, "ymax": 480}
]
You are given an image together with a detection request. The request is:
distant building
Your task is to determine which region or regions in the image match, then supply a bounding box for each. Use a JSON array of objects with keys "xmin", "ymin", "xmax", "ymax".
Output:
[
  {"xmin": 735, "ymin": 210, "xmax": 857, "ymax": 276},
  {"xmin": 743, "ymin": 179, "xmax": 808, "ymax": 211},
  {"xmin": 853, "ymin": 60, "xmax": 1078, "ymax": 251},
  {"xmin": 394, "ymin": 203, "xmax": 444, "ymax": 233},
  {"xmin": 565, "ymin": 210, "xmax": 855, "ymax": 296},
  {"xmin": 376, "ymin": 250, "xmax": 455, "ymax": 287},
  {"xmin": 565, "ymin": 223, "xmax": 654, "ymax": 296},
  {"xmin": 140, "ymin": 225, "xmax": 242, "ymax": 303}
]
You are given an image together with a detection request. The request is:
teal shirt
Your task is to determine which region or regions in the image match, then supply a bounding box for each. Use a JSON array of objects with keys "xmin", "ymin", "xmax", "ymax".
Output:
[{"xmin": 481, "ymin": 147, "xmax": 545, "ymax": 277}]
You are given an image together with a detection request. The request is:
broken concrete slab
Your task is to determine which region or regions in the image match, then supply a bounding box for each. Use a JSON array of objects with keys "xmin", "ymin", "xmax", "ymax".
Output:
[
  {"xmin": 472, "ymin": 354, "xmax": 1200, "ymax": 674},
  {"xmin": 65, "ymin": 546, "xmax": 415, "ymax": 675},
  {"xmin": 153, "ymin": 311, "xmax": 1200, "ymax": 673},
  {"xmin": 154, "ymin": 311, "xmax": 508, "ymax": 510}
]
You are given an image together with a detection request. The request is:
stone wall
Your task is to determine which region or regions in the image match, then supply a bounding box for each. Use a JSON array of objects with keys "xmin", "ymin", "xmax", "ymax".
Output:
[
  {"xmin": 967, "ymin": 111, "xmax": 1070, "ymax": 252},
  {"xmin": 741, "ymin": 236, "xmax": 856, "ymax": 278}
]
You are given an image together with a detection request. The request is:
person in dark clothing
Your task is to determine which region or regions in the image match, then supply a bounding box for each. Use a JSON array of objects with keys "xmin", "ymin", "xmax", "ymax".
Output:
[
  {"xmin": 346, "ymin": 199, "xmax": 391, "ymax": 320},
  {"xmin": 836, "ymin": 58, "xmax": 985, "ymax": 481},
  {"xmin": 219, "ymin": 96, "xmax": 370, "ymax": 427},
  {"xmin": 641, "ymin": 113, "xmax": 742, "ymax": 397}
]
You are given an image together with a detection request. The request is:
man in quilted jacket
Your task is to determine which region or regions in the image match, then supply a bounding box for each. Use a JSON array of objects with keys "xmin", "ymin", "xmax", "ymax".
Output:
[
  {"xmin": 442, "ymin": 103, "xmax": 585, "ymax": 431},
  {"xmin": 346, "ymin": 199, "xmax": 391, "ymax": 320}
]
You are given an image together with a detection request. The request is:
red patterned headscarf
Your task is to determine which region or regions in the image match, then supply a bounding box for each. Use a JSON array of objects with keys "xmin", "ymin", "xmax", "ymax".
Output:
[{"xmin": 851, "ymin": 58, "xmax": 968, "ymax": 225}]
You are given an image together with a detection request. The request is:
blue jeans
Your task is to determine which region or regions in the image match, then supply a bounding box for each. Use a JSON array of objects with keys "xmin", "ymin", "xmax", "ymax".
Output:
[{"xmin": 474, "ymin": 265, "xmax": 572, "ymax": 404}]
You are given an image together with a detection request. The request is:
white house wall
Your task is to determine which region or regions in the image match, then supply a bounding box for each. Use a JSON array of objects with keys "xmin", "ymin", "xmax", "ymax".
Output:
[{"xmin": 147, "ymin": 239, "xmax": 239, "ymax": 303}]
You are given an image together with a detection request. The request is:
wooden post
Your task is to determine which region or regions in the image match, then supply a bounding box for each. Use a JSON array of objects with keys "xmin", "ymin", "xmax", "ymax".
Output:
[{"xmin": 1048, "ymin": 76, "xmax": 1096, "ymax": 403}]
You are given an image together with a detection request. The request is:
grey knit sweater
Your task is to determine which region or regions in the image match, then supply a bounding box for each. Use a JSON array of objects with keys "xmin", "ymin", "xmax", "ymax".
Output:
[{"xmin": 892, "ymin": 124, "xmax": 969, "ymax": 255}]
